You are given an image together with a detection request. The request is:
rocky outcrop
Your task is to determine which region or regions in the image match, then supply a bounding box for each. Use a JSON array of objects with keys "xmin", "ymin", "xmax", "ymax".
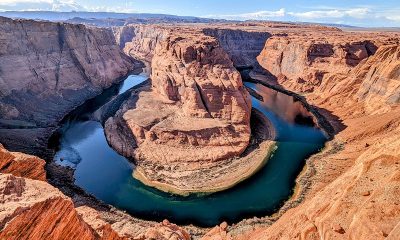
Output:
[
  {"xmin": 355, "ymin": 44, "xmax": 400, "ymax": 113},
  {"xmin": 0, "ymin": 195, "xmax": 98, "ymax": 240},
  {"xmin": 113, "ymin": 24, "xmax": 170, "ymax": 62},
  {"xmin": 256, "ymin": 33, "xmax": 386, "ymax": 92},
  {"xmin": 202, "ymin": 28, "xmax": 271, "ymax": 67},
  {"xmin": 313, "ymin": 43, "xmax": 400, "ymax": 115},
  {"xmin": 141, "ymin": 220, "xmax": 190, "ymax": 240},
  {"xmin": 0, "ymin": 144, "xmax": 46, "ymax": 181},
  {"xmin": 105, "ymin": 26, "xmax": 279, "ymax": 195},
  {"xmin": 212, "ymin": 31, "xmax": 400, "ymax": 239},
  {"xmin": 0, "ymin": 17, "xmax": 139, "ymax": 154}
]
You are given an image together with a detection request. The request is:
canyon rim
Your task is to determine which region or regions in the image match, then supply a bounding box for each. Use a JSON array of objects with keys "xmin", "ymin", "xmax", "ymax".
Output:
[{"xmin": 0, "ymin": 2, "xmax": 399, "ymax": 240}]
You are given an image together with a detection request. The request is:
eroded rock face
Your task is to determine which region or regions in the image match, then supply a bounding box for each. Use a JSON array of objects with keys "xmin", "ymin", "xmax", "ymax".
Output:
[
  {"xmin": 0, "ymin": 17, "xmax": 139, "ymax": 153},
  {"xmin": 355, "ymin": 44, "xmax": 400, "ymax": 113},
  {"xmin": 0, "ymin": 144, "xmax": 46, "ymax": 181},
  {"xmin": 202, "ymin": 28, "xmax": 271, "ymax": 67},
  {"xmin": 105, "ymin": 26, "xmax": 270, "ymax": 195},
  {"xmin": 313, "ymin": 42, "xmax": 400, "ymax": 115},
  {"xmin": 112, "ymin": 26, "xmax": 253, "ymax": 162},
  {"xmin": 257, "ymin": 34, "xmax": 381, "ymax": 92},
  {"xmin": 0, "ymin": 196, "xmax": 98, "ymax": 240},
  {"xmin": 113, "ymin": 24, "xmax": 170, "ymax": 62},
  {"xmin": 220, "ymin": 31, "xmax": 400, "ymax": 239}
]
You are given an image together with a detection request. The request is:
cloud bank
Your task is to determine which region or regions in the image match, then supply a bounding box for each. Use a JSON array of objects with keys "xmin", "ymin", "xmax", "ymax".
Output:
[
  {"xmin": 0, "ymin": 1, "xmax": 399, "ymax": 27},
  {"xmin": 0, "ymin": 0, "xmax": 137, "ymax": 12},
  {"xmin": 206, "ymin": 7, "xmax": 400, "ymax": 27}
]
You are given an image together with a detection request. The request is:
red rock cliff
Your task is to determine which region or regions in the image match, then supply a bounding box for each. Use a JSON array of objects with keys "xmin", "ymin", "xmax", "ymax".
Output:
[{"xmin": 0, "ymin": 17, "xmax": 139, "ymax": 154}]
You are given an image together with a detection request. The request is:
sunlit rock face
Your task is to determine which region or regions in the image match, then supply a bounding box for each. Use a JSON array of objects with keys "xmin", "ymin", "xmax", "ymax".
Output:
[
  {"xmin": 257, "ymin": 34, "xmax": 382, "ymax": 93},
  {"xmin": 105, "ymin": 25, "xmax": 260, "ymax": 195},
  {"xmin": 228, "ymin": 28, "xmax": 400, "ymax": 240}
]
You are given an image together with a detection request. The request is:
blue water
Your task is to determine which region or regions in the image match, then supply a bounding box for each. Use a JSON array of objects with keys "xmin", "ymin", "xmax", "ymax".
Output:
[{"xmin": 54, "ymin": 75, "xmax": 327, "ymax": 227}]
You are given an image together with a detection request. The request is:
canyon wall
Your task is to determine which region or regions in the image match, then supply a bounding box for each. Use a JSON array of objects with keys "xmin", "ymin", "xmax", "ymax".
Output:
[
  {"xmin": 113, "ymin": 25, "xmax": 170, "ymax": 62},
  {"xmin": 213, "ymin": 31, "xmax": 400, "ymax": 239},
  {"xmin": 257, "ymin": 34, "xmax": 382, "ymax": 92},
  {"xmin": 202, "ymin": 28, "xmax": 271, "ymax": 67},
  {"xmin": 0, "ymin": 17, "xmax": 140, "ymax": 153}
]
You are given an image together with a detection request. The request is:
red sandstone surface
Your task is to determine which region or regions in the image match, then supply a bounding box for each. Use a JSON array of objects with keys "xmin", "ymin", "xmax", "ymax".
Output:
[{"xmin": 0, "ymin": 17, "xmax": 399, "ymax": 239}]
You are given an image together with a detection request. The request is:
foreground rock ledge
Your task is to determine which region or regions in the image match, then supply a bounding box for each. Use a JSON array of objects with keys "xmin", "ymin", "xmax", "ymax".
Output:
[{"xmin": 105, "ymin": 27, "xmax": 277, "ymax": 195}]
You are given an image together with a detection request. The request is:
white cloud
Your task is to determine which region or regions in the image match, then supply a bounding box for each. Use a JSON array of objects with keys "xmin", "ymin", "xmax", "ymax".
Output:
[
  {"xmin": 288, "ymin": 8, "xmax": 369, "ymax": 19},
  {"xmin": 89, "ymin": 6, "xmax": 137, "ymax": 13},
  {"xmin": 52, "ymin": 0, "xmax": 82, "ymax": 11},
  {"xmin": 206, "ymin": 8, "xmax": 286, "ymax": 20},
  {"xmin": 0, "ymin": 0, "xmax": 52, "ymax": 4},
  {"xmin": 238, "ymin": 8, "xmax": 286, "ymax": 19},
  {"xmin": 387, "ymin": 15, "xmax": 400, "ymax": 21},
  {"xmin": 0, "ymin": 0, "xmax": 139, "ymax": 12},
  {"xmin": 0, "ymin": 0, "xmax": 86, "ymax": 11}
]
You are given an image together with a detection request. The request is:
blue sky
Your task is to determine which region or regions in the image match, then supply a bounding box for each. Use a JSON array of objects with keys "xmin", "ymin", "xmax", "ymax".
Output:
[{"xmin": 0, "ymin": 0, "xmax": 400, "ymax": 27}]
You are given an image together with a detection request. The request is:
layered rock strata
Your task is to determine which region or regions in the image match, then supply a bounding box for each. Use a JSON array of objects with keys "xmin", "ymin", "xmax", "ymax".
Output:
[
  {"xmin": 1, "ymin": 19, "xmax": 399, "ymax": 239},
  {"xmin": 256, "ymin": 31, "xmax": 397, "ymax": 93},
  {"xmin": 0, "ymin": 17, "xmax": 140, "ymax": 154},
  {"xmin": 202, "ymin": 28, "xmax": 271, "ymax": 68},
  {"xmin": 0, "ymin": 144, "xmax": 46, "ymax": 181},
  {"xmin": 106, "ymin": 26, "xmax": 278, "ymax": 195},
  {"xmin": 205, "ymin": 32, "xmax": 400, "ymax": 239},
  {"xmin": 113, "ymin": 24, "xmax": 170, "ymax": 62}
]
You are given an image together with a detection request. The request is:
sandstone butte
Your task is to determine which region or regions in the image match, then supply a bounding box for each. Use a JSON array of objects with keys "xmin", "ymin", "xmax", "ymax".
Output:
[
  {"xmin": 0, "ymin": 16, "xmax": 399, "ymax": 240},
  {"xmin": 106, "ymin": 25, "xmax": 277, "ymax": 195}
]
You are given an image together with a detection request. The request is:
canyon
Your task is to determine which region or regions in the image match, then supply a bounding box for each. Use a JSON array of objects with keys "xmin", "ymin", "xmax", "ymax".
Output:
[
  {"xmin": 106, "ymin": 25, "xmax": 280, "ymax": 195},
  {"xmin": 0, "ymin": 16, "xmax": 141, "ymax": 155},
  {"xmin": 0, "ymin": 16, "xmax": 399, "ymax": 240}
]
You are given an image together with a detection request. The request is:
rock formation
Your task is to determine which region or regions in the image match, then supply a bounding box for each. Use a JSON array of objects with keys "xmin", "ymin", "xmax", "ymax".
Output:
[
  {"xmin": 202, "ymin": 28, "xmax": 271, "ymax": 68},
  {"xmin": 0, "ymin": 17, "xmax": 140, "ymax": 154},
  {"xmin": 205, "ymin": 28, "xmax": 400, "ymax": 239},
  {"xmin": 0, "ymin": 144, "xmax": 46, "ymax": 181},
  {"xmin": 0, "ymin": 144, "xmax": 190, "ymax": 240},
  {"xmin": 256, "ymin": 33, "xmax": 385, "ymax": 92},
  {"xmin": 106, "ymin": 25, "xmax": 278, "ymax": 195},
  {"xmin": 113, "ymin": 24, "xmax": 170, "ymax": 62},
  {"xmin": 0, "ymin": 16, "xmax": 399, "ymax": 239}
]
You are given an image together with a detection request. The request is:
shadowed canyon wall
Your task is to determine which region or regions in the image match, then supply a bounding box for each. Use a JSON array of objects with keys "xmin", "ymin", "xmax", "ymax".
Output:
[
  {"xmin": 0, "ymin": 17, "xmax": 139, "ymax": 154},
  {"xmin": 202, "ymin": 28, "xmax": 271, "ymax": 68}
]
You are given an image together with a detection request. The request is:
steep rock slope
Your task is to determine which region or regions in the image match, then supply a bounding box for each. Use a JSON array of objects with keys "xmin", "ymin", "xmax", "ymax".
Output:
[
  {"xmin": 256, "ymin": 33, "xmax": 385, "ymax": 92},
  {"xmin": 0, "ymin": 144, "xmax": 46, "ymax": 181},
  {"xmin": 216, "ymin": 35, "xmax": 400, "ymax": 239},
  {"xmin": 113, "ymin": 24, "xmax": 170, "ymax": 62},
  {"xmin": 202, "ymin": 28, "xmax": 271, "ymax": 67},
  {"xmin": 0, "ymin": 17, "xmax": 139, "ymax": 153}
]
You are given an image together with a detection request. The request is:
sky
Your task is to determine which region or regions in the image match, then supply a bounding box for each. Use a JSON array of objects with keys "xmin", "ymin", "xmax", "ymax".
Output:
[{"xmin": 0, "ymin": 0, "xmax": 399, "ymax": 27}]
